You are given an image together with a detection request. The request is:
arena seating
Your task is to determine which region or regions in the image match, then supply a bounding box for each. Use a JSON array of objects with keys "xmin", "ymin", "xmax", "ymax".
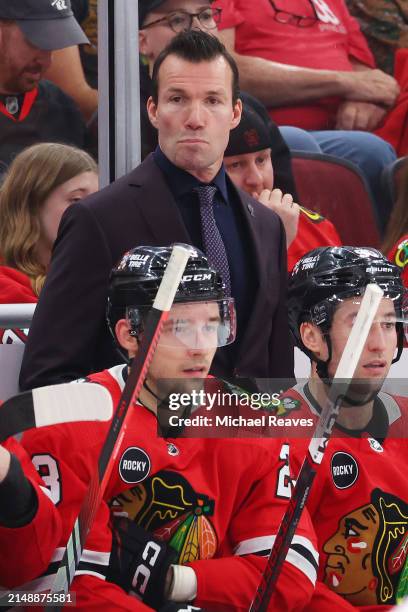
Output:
[{"xmin": 291, "ymin": 151, "xmax": 381, "ymax": 248}]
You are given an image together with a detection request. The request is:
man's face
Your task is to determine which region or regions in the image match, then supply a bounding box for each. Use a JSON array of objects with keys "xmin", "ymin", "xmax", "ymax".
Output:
[
  {"xmin": 140, "ymin": 0, "xmax": 216, "ymax": 65},
  {"xmin": 0, "ymin": 22, "xmax": 52, "ymax": 94},
  {"xmin": 224, "ymin": 148, "xmax": 274, "ymax": 197},
  {"xmin": 147, "ymin": 301, "xmax": 219, "ymax": 397},
  {"xmin": 147, "ymin": 55, "xmax": 241, "ymax": 182},
  {"xmin": 325, "ymin": 297, "xmax": 398, "ymax": 401}
]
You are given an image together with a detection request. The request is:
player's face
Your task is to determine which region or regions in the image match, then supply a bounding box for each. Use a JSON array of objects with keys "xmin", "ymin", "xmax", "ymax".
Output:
[
  {"xmin": 139, "ymin": 0, "xmax": 216, "ymax": 66},
  {"xmin": 323, "ymin": 504, "xmax": 378, "ymax": 605},
  {"xmin": 37, "ymin": 171, "xmax": 99, "ymax": 268},
  {"xmin": 0, "ymin": 23, "xmax": 52, "ymax": 93},
  {"xmin": 147, "ymin": 301, "xmax": 219, "ymax": 397},
  {"xmin": 327, "ymin": 297, "xmax": 397, "ymax": 398},
  {"xmin": 147, "ymin": 55, "xmax": 242, "ymax": 183},
  {"xmin": 224, "ymin": 148, "xmax": 274, "ymax": 196}
]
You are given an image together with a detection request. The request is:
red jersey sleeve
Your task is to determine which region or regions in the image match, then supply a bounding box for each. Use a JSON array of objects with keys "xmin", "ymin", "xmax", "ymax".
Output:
[{"xmin": 0, "ymin": 438, "xmax": 61, "ymax": 587}]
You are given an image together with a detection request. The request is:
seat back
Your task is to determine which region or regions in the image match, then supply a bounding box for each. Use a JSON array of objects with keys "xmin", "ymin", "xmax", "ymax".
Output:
[
  {"xmin": 291, "ymin": 152, "xmax": 381, "ymax": 248},
  {"xmin": 381, "ymin": 156, "xmax": 408, "ymax": 205}
]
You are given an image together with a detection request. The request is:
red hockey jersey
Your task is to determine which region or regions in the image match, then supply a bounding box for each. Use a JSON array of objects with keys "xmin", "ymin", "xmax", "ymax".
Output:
[
  {"xmin": 273, "ymin": 383, "xmax": 408, "ymax": 610},
  {"xmin": 287, "ymin": 207, "xmax": 342, "ymax": 272},
  {"xmin": 0, "ymin": 437, "xmax": 61, "ymax": 588},
  {"xmin": 22, "ymin": 366, "xmax": 318, "ymax": 611}
]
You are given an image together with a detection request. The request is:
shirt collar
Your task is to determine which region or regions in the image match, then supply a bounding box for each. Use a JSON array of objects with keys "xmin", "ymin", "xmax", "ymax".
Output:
[{"xmin": 153, "ymin": 146, "xmax": 229, "ymax": 203}]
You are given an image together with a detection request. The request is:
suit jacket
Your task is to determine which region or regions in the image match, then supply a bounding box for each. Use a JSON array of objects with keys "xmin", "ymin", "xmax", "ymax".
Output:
[{"xmin": 20, "ymin": 155, "xmax": 294, "ymax": 389}]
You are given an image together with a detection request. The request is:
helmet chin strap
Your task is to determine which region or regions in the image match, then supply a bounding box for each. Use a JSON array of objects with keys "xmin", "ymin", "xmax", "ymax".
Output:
[
  {"xmin": 143, "ymin": 378, "xmax": 163, "ymax": 402},
  {"xmin": 315, "ymin": 334, "xmax": 332, "ymax": 384},
  {"xmin": 314, "ymin": 334, "xmax": 380, "ymax": 407}
]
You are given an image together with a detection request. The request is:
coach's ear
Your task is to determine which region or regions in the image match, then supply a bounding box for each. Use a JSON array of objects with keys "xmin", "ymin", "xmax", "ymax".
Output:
[
  {"xmin": 115, "ymin": 319, "xmax": 138, "ymax": 356},
  {"xmin": 300, "ymin": 322, "xmax": 328, "ymax": 360}
]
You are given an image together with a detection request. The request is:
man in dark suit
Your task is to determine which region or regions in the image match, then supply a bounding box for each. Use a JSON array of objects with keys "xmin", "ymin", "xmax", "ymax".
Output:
[{"xmin": 20, "ymin": 30, "xmax": 293, "ymax": 390}]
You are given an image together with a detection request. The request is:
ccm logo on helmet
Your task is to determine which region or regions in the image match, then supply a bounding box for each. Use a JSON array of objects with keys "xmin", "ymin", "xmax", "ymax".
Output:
[
  {"xmin": 132, "ymin": 541, "xmax": 161, "ymax": 595},
  {"xmin": 182, "ymin": 273, "xmax": 212, "ymax": 282}
]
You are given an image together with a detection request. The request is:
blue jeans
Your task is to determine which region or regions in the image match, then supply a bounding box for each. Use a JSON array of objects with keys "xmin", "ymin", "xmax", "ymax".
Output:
[{"xmin": 280, "ymin": 126, "xmax": 396, "ymax": 235}]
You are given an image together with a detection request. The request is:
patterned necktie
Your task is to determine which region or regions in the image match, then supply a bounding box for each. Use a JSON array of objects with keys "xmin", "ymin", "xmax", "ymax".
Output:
[{"xmin": 195, "ymin": 184, "xmax": 231, "ymax": 296}]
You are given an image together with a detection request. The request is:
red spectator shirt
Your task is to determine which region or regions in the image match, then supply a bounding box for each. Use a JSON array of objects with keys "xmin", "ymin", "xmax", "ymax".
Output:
[
  {"xmin": 288, "ymin": 207, "xmax": 342, "ymax": 271},
  {"xmin": 0, "ymin": 266, "xmax": 37, "ymax": 344},
  {"xmin": 387, "ymin": 233, "xmax": 408, "ymax": 288},
  {"xmin": 214, "ymin": 0, "xmax": 375, "ymax": 129}
]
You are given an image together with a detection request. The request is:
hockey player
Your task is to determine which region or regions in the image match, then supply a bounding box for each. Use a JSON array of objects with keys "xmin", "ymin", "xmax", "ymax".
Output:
[
  {"xmin": 281, "ymin": 246, "xmax": 408, "ymax": 610},
  {"xmin": 21, "ymin": 245, "xmax": 318, "ymax": 611},
  {"xmin": 0, "ymin": 438, "xmax": 61, "ymax": 588}
]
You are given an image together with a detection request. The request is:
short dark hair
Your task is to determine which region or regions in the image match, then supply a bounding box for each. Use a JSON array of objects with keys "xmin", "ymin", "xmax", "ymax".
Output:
[{"xmin": 151, "ymin": 30, "xmax": 240, "ymax": 105}]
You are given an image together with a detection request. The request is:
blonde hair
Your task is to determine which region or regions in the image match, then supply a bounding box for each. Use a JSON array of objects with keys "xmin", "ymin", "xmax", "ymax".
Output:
[
  {"xmin": 382, "ymin": 164, "xmax": 408, "ymax": 255},
  {"xmin": 0, "ymin": 143, "xmax": 97, "ymax": 296}
]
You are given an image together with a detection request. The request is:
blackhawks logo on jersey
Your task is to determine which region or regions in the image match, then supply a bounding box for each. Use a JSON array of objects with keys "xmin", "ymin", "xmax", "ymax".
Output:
[
  {"xmin": 394, "ymin": 238, "xmax": 408, "ymax": 271},
  {"xmin": 323, "ymin": 488, "xmax": 408, "ymax": 605},
  {"xmin": 109, "ymin": 470, "xmax": 218, "ymax": 564}
]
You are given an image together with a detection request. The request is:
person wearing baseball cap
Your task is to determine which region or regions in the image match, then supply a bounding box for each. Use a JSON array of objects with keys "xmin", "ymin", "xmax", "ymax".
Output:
[
  {"xmin": 224, "ymin": 101, "xmax": 342, "ymax": 271},
  {"xmin": 0, "ymin": 0, "xmax": 87, "ymax": 167},
  {"xmin": 0, "ymin": 0, "xmax": 89, "ymax": 51}
]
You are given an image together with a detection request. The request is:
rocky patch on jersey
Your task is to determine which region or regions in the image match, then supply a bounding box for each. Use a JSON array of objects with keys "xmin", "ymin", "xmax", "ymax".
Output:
[
  {"xmin": 110, "ymin": 470, "xmax": 218, "ymax": 564},
  {"xmin": 323, "ymin": 489, "xmax": 408, "ymax": 605},
  {"xmin": 119, "ymin": 447, "xmax": 151, "ymax": 484},
  {"xmin": 331, "ymin": 451, "xmax": 359, "ymax": 489}
]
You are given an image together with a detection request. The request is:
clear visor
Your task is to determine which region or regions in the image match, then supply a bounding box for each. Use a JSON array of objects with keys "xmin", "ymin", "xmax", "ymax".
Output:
[
  {"xmin": 127, "ymin": 298, "xmax": 236, "ymax": 349},
  {"xmin": 310, "ymin": 290, "xmax": 408, "ymax": 340}
]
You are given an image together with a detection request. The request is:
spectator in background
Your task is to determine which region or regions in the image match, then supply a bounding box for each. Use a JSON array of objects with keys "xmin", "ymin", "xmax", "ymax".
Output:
[
  {"xmin": 224, "ymin": 102, "xmax": 342, "ymax": 271},
  {"xmin": 45, "ymin": 0, "xmax": 98, "ymax": 122},
  {"xmin": 0, "ymin": 143, "xmax": 98, "ymax": 344},
  {"xmin": 138, "ymin": 0, "xmax": 299, "ymax": 196},
  {"xmin": 0, "ymin": 0, "xmax": 89, "ymax": 168},
  {"xmin": 383, "ymin": 162, "xmax": 408, "ymax": 287},
  {"xmin": 346, "ymin": 0, "xmax": 408, "ymax": 75},
  {"xmin": 214, "ymin": 0, "xmax": 398, "ymax": 233}
]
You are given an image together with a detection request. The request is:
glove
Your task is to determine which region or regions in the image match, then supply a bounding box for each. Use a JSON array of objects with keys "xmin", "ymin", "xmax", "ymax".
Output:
[
  {"xmin": 159, "ymin": 604, "xmax": 206, "ymax": 612},
  {"xmin": 107, "ymin": 516, "xmax": 177, "ymax": 609}
]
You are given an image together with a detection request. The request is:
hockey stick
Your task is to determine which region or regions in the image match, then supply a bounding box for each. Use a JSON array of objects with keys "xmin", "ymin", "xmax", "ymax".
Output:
[
  {"xmin": 50, "ymin": 244, "xmax": 193, "ymax": 602},
  {"xmin": 0, "ymin": 383, "xmax": 113, "ymax": 442},
  {"xmin": 250, "ymin": 283, "xmax": 384, "ymax": 612}
]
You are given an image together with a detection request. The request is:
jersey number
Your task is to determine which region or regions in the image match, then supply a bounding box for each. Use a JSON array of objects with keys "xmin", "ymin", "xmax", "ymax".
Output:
[
  {"xmin": 32, "ymin": 454, "xmax": 61, "ymax": 505},
  {"xmin": 276, "ymin": 444, "xmax": 294, "ymax": 499}
]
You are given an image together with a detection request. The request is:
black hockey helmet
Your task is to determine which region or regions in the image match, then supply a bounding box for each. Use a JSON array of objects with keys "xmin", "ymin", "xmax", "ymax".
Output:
[
  {"xmin": 107, "ymin": 244, "xmax": 236, "ymax": 350},
  {"xmin": 288, "ymin": 246, "xmax": 406, "ymax": 373}
]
